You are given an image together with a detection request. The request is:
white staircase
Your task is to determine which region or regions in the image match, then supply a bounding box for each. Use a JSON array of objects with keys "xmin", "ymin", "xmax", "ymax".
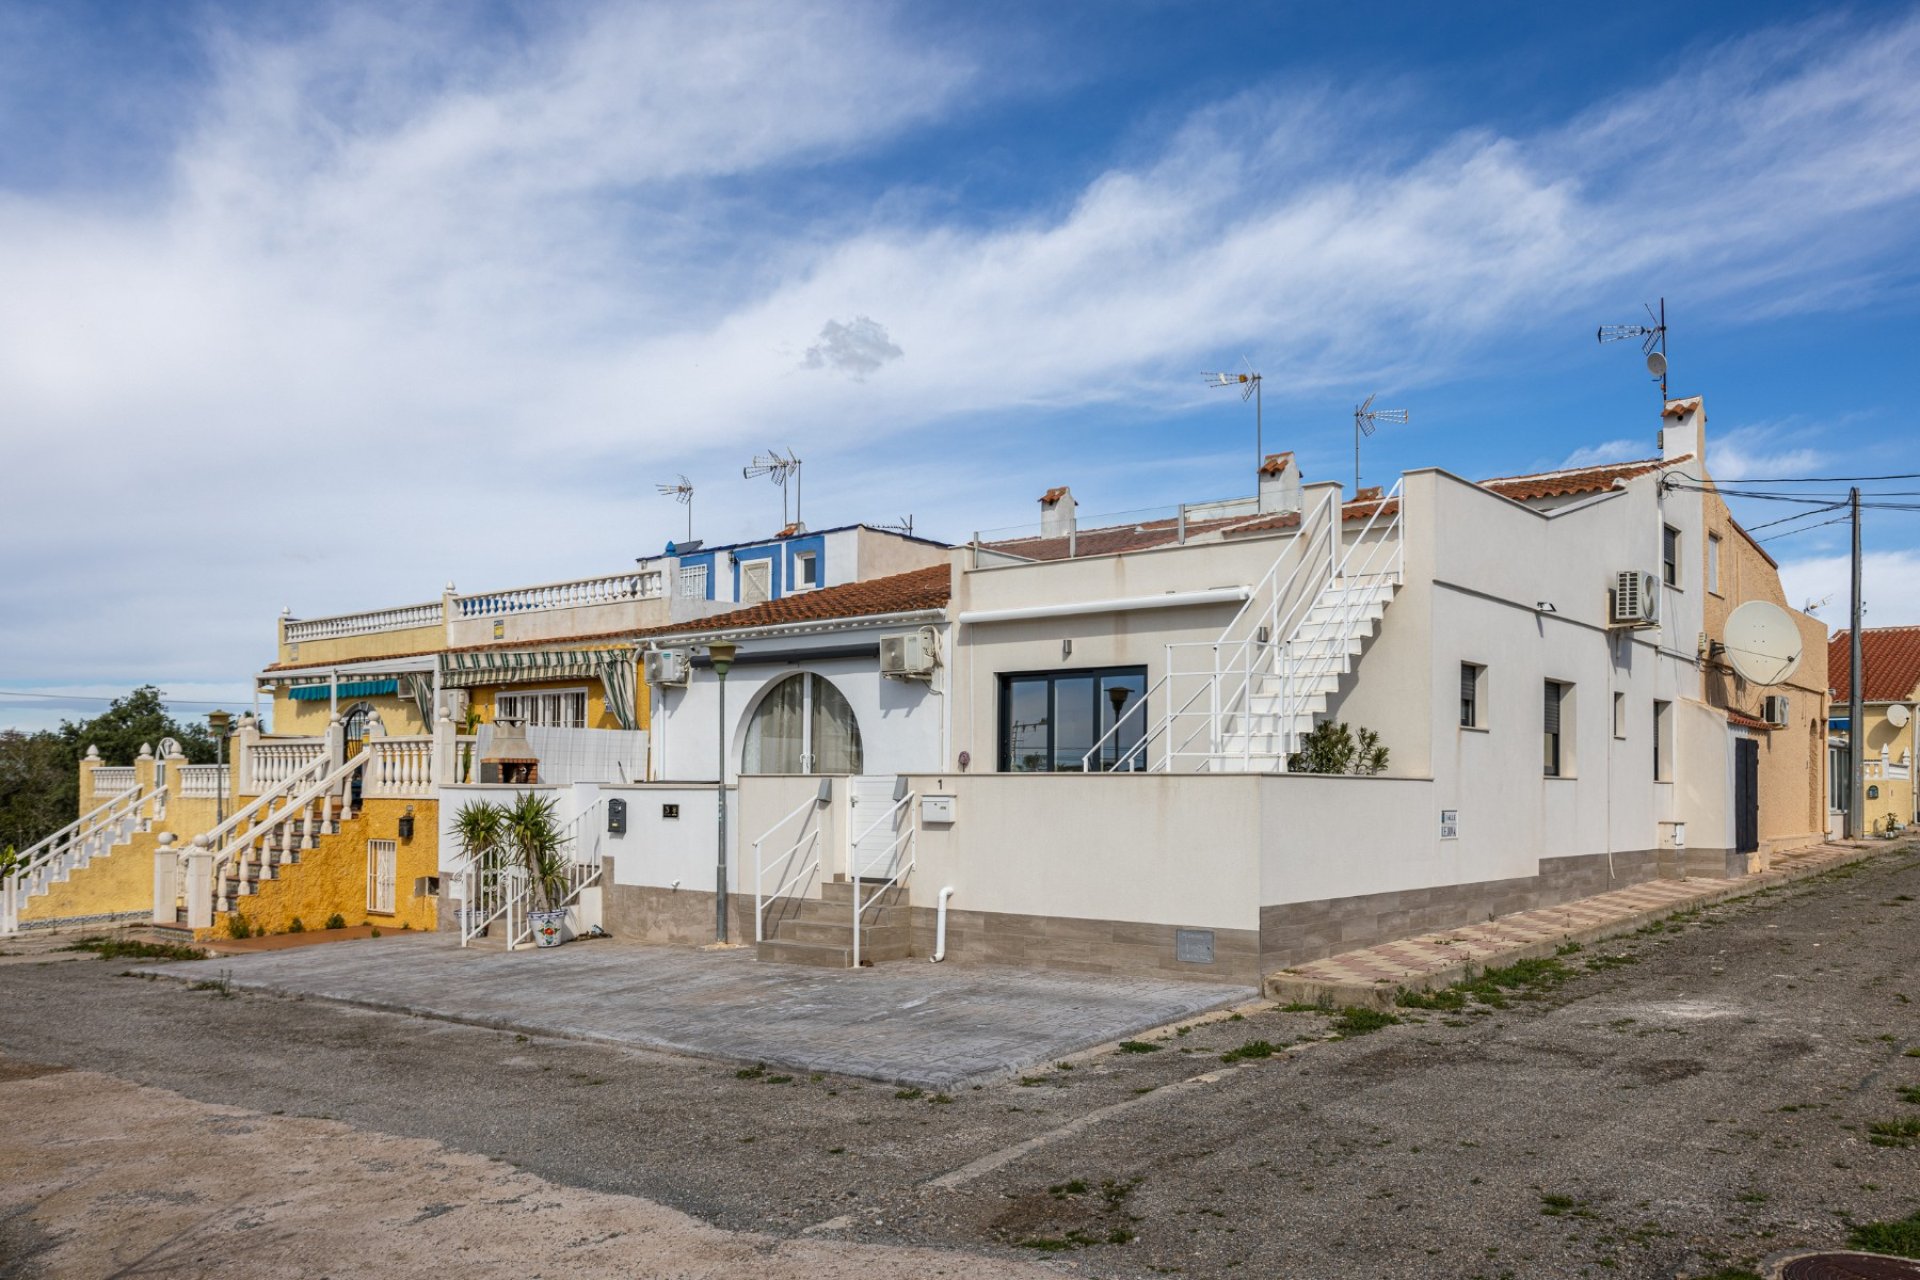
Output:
[
  {"xmin": 2, "ymin": 783, "xmax": 166, "ymax": 934},
  {"xmin": 1086, "ymin": 480, "xmax": 1404, "ymax": 773}
]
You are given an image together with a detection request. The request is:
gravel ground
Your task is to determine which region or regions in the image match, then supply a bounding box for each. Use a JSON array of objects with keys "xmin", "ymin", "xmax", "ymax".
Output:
[{"xmin": 3, "ymin": 845, "xmax": 1918, "ymax": 1279}]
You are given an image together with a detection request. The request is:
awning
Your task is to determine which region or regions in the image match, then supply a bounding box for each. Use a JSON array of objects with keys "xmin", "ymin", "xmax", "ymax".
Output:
[
  {"xmin": 289, "ymin": 679, "xmax": 398, "ymax": 702},
  {"xmin": 439, "ymin": 647, "xmax": 629, "ymax": 689}
]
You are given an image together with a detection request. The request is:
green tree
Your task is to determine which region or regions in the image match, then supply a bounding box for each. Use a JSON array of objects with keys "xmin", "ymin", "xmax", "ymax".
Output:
[
  {"xmin": 1286, "ymin": 721, "xmax": 1390, "ymax": 776},
  {"xmin": 55, "ymin": 686, "xmax": 217, "ymax": 770}
]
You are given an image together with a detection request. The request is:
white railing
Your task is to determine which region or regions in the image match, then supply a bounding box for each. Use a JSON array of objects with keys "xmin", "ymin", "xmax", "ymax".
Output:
[
  {"xmin": 753, "ymin": 791, "xmax": 827, "ymax": 943},
  {"xmin": 460, "ymin": 797, "xmax": 607, "ymax": 950},
  {"xmin": 178, "ymin": 764, "xmax": 230, "ymax": 799},
  {"xmin": 366, "ymin": 736, "xmax": 435, "ymax": 798},
  {"xmin": 285, "ymin": 600, "xmax": 444, "ymax": 645},
  {"xmin": 245, "ymin": 739, "xmax": 327, "ymax": 794},
  {"xmin": 3, "ymin": 784, "xmax": 162, "ymax": 933},
  {"xmin": 199, "ymin": 753, "xmax": 346, "ymax": 915},
  {"xmin": 92, "ymin": 767, "xmax": 136, "ymax": 794},
  {"xmin": 453, "ymin": 570, "xmax": 663, "ymax": 619},
  {"xmin": 849, "ymin": 792, "xmax": 916, "ymax": 969}
]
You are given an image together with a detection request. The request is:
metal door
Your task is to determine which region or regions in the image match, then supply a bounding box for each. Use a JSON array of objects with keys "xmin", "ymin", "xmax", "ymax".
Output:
[
  {"xmin": 1734, "ymin": 738, "xmax": 1760, "ymax": 854},
  {"xmin": 848, "ymin": 775, "xmax": 903, "ymax": 880}
]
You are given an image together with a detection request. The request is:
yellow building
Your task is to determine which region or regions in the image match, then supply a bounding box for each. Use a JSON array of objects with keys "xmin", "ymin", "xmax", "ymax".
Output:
[{"xmin": 1827, "ymin": 626, "xmax": 1920, "ymax": 836}]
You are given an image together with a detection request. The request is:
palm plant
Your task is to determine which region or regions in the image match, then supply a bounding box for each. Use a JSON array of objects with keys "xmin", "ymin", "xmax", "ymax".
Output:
[
  {"xmin": 501, "ymin": 791, "xmax": 571, "ymax": 914},
  {"xmin": 453, "ymin": 800, "xmax": 507, "ymax": 877}
]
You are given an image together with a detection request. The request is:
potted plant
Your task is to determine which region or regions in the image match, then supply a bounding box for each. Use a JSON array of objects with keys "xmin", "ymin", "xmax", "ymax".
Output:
[
  {"xmin": 452, "ymin": 800, "xmax": 507, "ymax": 937},
  {"xmin": 503, "ymin": 791, "xmax": 572, "ymax": 948}
]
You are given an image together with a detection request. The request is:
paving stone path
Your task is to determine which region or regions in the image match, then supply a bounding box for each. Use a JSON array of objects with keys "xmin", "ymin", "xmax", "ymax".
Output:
[
  {"xmin": 1269, "ymin": 840, "xmax": 1887, "ymax": 1005},
  {"xmin": 154, "ymin": 939, "xmax": 1250, "ymax": 1089}
]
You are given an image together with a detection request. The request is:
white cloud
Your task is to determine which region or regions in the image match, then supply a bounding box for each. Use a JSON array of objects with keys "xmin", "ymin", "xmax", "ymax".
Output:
[
  {"xmin": 7, "ymin": 7, "xmax": 1920, "ymax": 712},
  {"xmin": 1559, "ymin": 439, "xmax": 1644, "ymax": 469},
  {"xmin": 1707, "ymin": 423, "xmax": 1829, "ymax": 481},
  {"xmin": 1777, "ymin": 550, "xmax": 1920, "ymax": 633}
]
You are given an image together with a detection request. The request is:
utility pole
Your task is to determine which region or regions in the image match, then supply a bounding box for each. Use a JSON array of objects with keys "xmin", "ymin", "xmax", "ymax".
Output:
[{"xmin": 1849, "ymin": 486, "xmax": 1864, "ymax": 840}]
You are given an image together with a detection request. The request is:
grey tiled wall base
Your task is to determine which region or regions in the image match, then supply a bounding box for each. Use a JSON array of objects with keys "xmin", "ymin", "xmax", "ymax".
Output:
[
  {"xmin": 1259, "ymin": 847, "xmax": 1676, "ymax": 969},
  {"xmin": 908, "ymin": 907, "xmax": 1261, "ymax": 985},
  {"xmin": 600, "ymin": 874, "xmax": 757, "ymax": 948}
]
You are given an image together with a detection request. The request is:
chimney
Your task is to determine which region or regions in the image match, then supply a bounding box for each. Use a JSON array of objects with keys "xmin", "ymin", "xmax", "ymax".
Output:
[
  {"xmin": 1661, "ymin": 396, "xmax": 1704, "ymax": 463},
  {"xmin": 1040, "ymin": 486, "xmax": 1076, "ymax": 538},
  {"xmin": 1258, "ymin": 452, "xmax": 1301, "ymax": 514}
]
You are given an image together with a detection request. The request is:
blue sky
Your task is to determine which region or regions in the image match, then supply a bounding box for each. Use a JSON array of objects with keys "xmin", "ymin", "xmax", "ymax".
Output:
[{"xmin": 4, "ymin": 1, "xmax": 1920, "ymax": 732}]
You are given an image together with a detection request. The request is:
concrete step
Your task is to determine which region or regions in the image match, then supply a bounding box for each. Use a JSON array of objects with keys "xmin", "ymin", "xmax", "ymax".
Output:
[
  {"xmin": 771, "ymin": 919, "xmax": 911, "ymax": 949},
  {"xmin": 818, "ymin": 880, "xmax": 908, "ymax": 909},
  {"xmin": 767, "ymin": 897, "xmax": 910, "ymax": 929},
  {"xmin": 756, "ymin": 933, "xmax": 913, "ymax": 968}
]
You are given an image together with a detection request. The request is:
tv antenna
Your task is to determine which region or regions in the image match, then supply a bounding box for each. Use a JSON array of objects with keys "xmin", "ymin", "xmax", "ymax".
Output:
[
  {"xmin": 875, "ymin": 515, "xmax": 915, "ymax": 538},
  {"xmin": 1597, "ymin": 296, "xmax": 1669, "ymax": 401},
  {"xmin": 654, "ymin": 474, "xmax": 694, "ymax": 541},
  {"xmin": 1203, "ymin": 365, "xmax": 1263, "ymax": 472},
  {"xmin": 743, "ymin": 448, "xmax": 803, "ymax": 527},
  {"xmin": 1352, "ymin": 393, "xmax": 1408, "ymax": 494}
]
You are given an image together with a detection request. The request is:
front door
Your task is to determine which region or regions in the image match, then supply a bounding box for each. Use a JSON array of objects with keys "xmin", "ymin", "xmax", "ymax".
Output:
[
  {"xmin": 848, "ymin": 774, "xmax": 903, "ymax": 880},
  {"xmin": 1734, "ymin": 737, "xmax": 1760, "ymax": 854}
]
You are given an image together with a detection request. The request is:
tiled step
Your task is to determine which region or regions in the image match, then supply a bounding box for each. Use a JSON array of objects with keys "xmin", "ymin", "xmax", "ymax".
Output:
[
  {"xmin": 771, "ymin": 919, "xmax": 911, "ymax": 949},
  {"xmin": 756, "ymin": 932, "xmax": 914, "ymax": 968}
]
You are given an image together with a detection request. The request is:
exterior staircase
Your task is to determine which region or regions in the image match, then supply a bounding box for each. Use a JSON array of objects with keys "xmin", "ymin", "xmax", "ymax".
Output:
[
  {"xmin": 2, "ymin": 784, "xmax": 165, "ymax": 934},
  {"xmin": 756, "ymin": 878, "xmax": 912, "ymax": 968}
]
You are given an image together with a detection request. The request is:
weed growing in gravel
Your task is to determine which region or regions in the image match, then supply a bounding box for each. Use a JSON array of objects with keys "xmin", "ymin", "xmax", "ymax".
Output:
[
  {"xmin": 1555, "ymin": 941, "xmax": 1584, "ymax": 956},
  {"xmin": 1538, "ymin": 1192, "xmax": 1597, "ymax": 1219},
  {"xmin": 931, "ymin": 1093, "xmax": 953, "ymax": 1104},
  {"xmin": 225, "ymin": 914, "xmax": 253, "ymax": 940},
  {"xmin": 1866, "ymin": 1117, "xmax": 1920, "ymax": 1147},
  {"xmin": 1396, "ymin": 987, "xmax": 1466, "ymax": 1011},
  {"xmin": 894, "ymin": 1087, "xmax": 925, "ymax": 1100},
  {"xmin": 1049, "ymin": 1180, "xmax": 1089, "ymax": 1196},
  {"xmin": 188, "ymin": 970, "xmax": 234, "ymax": 998},
  {"xmin": 1692, "ymin": 1270, "xmax": 1762, "ymax": 1280},
  {"xmin": 1332, "ymin": 1007, "xmax": 1401, "ymax": 1037},
  {"xmin": 1899, "ymin": 1086, "xmax": 1920, "ymax": 1105},
  {"xmin": 1018, "ymin": 1076, "xmax": 1049, "ymax": 1086},
  {"xmin": 1848, "ymin": 1209, "xmax": 1920, "ymax": 1258},
  {"xmin": 1905, "ymin": 1048, "xmax": 1920, "ymax": 1058},
  {"xmin": 62, "ymin": 937, "xmax": 205, "ymax": 962},
  {"xmin": 1117, "ymin": 1040, "xmax": 1162, "ymax": 1053},
  {"xmin": 324, "ymin": 914, "xmax": 345, "ymax": 930},
  {"xmin": 1275, "ymin": 1002, "xmax": 1328, "ymax": 1013},
  {"xmin": 765, "ymin": 1075, "xmax": 793, "ymax": 1085},
  {"xmin": 735, "ymin": 1064, "xmax": 765, "ymax": 1081},
  {"xmin": 1221, "ymin": 1039, "xmax": 1280, "ymax": 1063}
]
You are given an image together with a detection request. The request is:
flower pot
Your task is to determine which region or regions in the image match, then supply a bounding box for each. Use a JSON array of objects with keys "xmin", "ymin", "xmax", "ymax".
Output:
[{"xmin": 528, "ymin": 908, "xmax": 567, "ymax": 948}]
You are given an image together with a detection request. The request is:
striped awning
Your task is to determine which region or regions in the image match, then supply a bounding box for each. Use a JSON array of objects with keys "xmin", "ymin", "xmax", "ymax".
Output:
[
  {"xmin": 439, "ymin": 646, "xmax": 630, "ymax": 689},
  {"xmin": 289, "ymin": 679, "xmax": 398, "ymax": 701}
]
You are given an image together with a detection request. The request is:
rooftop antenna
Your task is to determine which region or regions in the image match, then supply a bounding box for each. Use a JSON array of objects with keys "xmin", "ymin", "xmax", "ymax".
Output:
[
  {"xmin": 1597, "ymin": 296, "xmax": 1669, "ymax": 401},
  {"xmin": 876, "ymin": 515, "xmax": 915, "ymax": 538},
  {"xmin": 654, "ymin": 474, "xmax": 694, "ymax": 541},
  {"xmin": 1203, "ymin": 364, "xmax": 1263, "ymax": 473},
  {"xmin": 1352, "ymin": 393, "xmax": 1408, "ymax": 494},
  {"xmin": 743, "ymin": 448, "xmax": 803, "ymax": 527}
]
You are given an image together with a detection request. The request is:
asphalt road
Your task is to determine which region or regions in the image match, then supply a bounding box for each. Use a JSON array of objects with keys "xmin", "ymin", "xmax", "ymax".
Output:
[{"xmin": 3, "ymin": 845, "xmax": 1917, "ymax": 1279}]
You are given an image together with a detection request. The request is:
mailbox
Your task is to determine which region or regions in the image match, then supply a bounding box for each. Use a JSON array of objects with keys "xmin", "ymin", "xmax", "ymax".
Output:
[
  {"xmin": 607, "ymin": 798, "xmax": 627, "ymax": 835},
  {"xmin": 920, "ymin": 794, "xmax": 956, "ymax": 825}
]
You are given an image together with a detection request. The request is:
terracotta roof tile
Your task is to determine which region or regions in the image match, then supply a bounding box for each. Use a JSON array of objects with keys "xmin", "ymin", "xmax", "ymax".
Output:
[
  {"xmin": 1827, "ymin": 626, "xmax": 1920, "ymax": 703},
  {"xmin": 635, "ymin": 564, "xmax": 952, "ymax": 640},
  {"xmin": 1724, "ymin": 709, "xmax": 1774, "ymax": 732},
  {"xmin": 1260, "ymin": 452, "xmax": 1294, "ymax": 477},
  {"xmin": 1663, "ymin": 397, "xmax": 1703, "ymax": 419},
  {"xmin": 1479, "ymin": 454, "xmax": 1691, "ymax": 503},
  {"xmin": 1040, "ymin": 486, "xmax": 1071, "ymax": 505}
]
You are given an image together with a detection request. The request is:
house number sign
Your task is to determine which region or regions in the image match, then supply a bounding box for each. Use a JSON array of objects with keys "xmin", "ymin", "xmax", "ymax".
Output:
[{"xmin": 1440, "ymin": 809, "xmax": 1459, "ymax": 840}]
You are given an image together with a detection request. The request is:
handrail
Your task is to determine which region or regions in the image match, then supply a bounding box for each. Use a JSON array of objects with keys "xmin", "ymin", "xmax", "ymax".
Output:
[
  {"xmin": 8, "ymin": 784, "xmax": 143, "ymax": 881},
  {"xmin": 1079, "ymin": 683, "xmax": 1156, "ymax": 772},
  {"xmin": 199, "ymin": 754, "xmax": 330, "ymax": 855},
  {"xmin": 851, "ymin": 796, "xmax": 916, "ymax": 969},
  {"xmin": 209, "ymin": 751, "xmax": 367, "ymax": 914},
  {"xmin": 753, "ymin": 792, "xmax": 828, "ymax": 943}
]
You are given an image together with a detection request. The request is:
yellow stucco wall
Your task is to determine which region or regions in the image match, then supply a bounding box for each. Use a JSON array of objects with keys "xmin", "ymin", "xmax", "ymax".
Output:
[
  {"xmin": 1857, "ymin": 702, "xmax": 1919, "ymax": 833},
  {"xmin": 272, "ymin": 692, "xmax": 427, "ymax": 738},
  {"xmin": 469, "ymin": 675, "xmax": 645, "ymax": 732},
  {"xmin": 20, "ymin": 830, "xmax": 160, "ymax": 922},
  {"xmin": 204, "ymin": 798, "xmax": 441, "ymax": 937},
  {"xmin": 276, "ymin": 622, "xmax": 445, "ymax": 668}
]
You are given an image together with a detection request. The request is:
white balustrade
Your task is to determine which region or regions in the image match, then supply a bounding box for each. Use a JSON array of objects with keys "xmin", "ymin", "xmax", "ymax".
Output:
[
  {"xmin": 454, "ymin": 570, "xmax": 663, "ymax": 619},
  {"xmin": 92, "ymin": 767, "xmax": 136, "ymax": 794},
  {"xmin": 246, "ymin": 740, "xmax": 327, "ymax": 794},
  {"xmin": 178, "ymin": 764, "xmax": 231, "ymax": 799},
  {"xmin": 283, "ymin": 600, "xmax": 443, "ymax": 645},
  {"xmin": 366, "ymin": 737, "xmax": 435, "ymax": 798}
]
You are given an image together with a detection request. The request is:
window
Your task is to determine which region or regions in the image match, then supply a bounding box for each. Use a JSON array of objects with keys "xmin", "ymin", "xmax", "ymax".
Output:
[
  {"xmin": 742, "ymin": 673, "xmax": 864, "ymax": 774},
  {"xmin": 1544, "ymin": 680, "xmax": 1570, "ymax": 777},
  {"xmin": 496, "ymin": 688, "xmax": 589, "ymax": 728},
  {"xmin": 794, "ymin": 551, "xmax": 820, "ymax": 590},
  {"xmin": 741, "ymin": 560, "xmax": 772, "ymax": 605},
  {"xmin": 367, "ymin": 839, "xmax": 397, "ymax": 914},
  {"xmin": 1663, "ymin": 525, "xmax": 1681, "ymax": 587},
  {"xmin": 1653, "ymin": 700, "xmax": 1674, "ymax": 781},
  {"xmin": 1707, "ymin": 533, "xmax": 1721, "ymax": 595},
  {"xmin": 1613, "ymin": 691, "xmax": 1627, "ymax": 739},
  {"xmin": 1460, "ymin": 663, "xmax": 1484, "ymax": 728},
  {"xmin": 999, "ymin": 667, "xmax": 1149, "ymax": 772},
  {"xmin": 677, "ymin": 564, "xmax": 708, "ymax": 599}
]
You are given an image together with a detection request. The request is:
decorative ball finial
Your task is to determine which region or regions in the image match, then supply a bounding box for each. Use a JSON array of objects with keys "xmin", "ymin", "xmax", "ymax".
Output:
[
  {"xmin": 138, "ymin": 743, "xmax": 153, "ymax": 759},
  {"xmin": 85, "ymin": 745, "xmax": 100, "ymax": 760}
]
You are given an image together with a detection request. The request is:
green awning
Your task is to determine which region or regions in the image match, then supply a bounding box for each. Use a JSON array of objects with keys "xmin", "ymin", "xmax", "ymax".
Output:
[
  {"xmin": 289, "ymin": 679, "xmax": 398, "ymax": 702},
  {"xmin": 439, "ymin": 647, "xmax": 627, "ymax": 689}
]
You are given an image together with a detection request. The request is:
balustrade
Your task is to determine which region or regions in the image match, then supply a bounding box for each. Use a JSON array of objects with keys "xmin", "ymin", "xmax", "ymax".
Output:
[
  {"xmin": 283, "ymin": 601, "xmax": 443, "ymax": 645},
  {"xmin": 178, "ymin": 765, "xmax": 230, "ymax": 799},
  {"xmin": 453, "ymin": 570, "xmax": 663, "ymax": 619},
  {"xmin": 246, "ymin": 740, "xmax": 326, "ymax": 794},
  {"xmin": 366, "ymin": 737, "xmax": 435, "ymax": 798},
  {"xmin": 92, "ymin": 767, "xmax": 136, "ymax": 794}
]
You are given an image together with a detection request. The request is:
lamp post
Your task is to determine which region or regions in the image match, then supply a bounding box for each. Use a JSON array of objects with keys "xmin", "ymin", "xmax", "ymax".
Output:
[
  {"xmin": 207, "ymin": 710, "xmax": 232, "ymax": 824},
  {"xmin": 709, "ymin": 640, "xmax": 738, "ymax": 943}
]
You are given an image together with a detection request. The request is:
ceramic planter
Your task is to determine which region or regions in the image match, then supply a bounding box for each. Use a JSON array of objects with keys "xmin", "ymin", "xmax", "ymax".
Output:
[{"xmin": 529, "ymin": 908, "xmax": 567, "ymax": 948}]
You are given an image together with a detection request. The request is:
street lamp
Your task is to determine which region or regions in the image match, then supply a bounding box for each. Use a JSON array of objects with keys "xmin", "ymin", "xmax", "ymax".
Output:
[
  {"xmin": 207, "ymin": 710, "xmax": 232, "ymax": 824},
  {"xmin": 708, "ymin": 640, "xmax": 738, "ymax": 943}
]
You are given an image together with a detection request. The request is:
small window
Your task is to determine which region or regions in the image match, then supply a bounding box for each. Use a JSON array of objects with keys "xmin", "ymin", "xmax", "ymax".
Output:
[
  {"xmin": 1663, "ymin": 525, "xmax": 1681, "ymax": 587},
  {"xmin": 794, "ymin": 551, "xmax": 820, "ymax": 590},
  {"xmin": 1654, "ymin": 700, "xmax": 1674, "ymax": 782},
  {"xmin": 1613, "ymin": 691, "xmax": 1627, "ymax": 739},
  {"xmin": 1707, "ymin": 533, "xmax": 1721, "ymax": 595},
  {"xmin": 1544, "ymin": 680, "xmax": 1571, "ymax": 778},
  {"xmin": 678, "ymin": 564, "xmax": 708, "ymax": 599},
  {"xmin": 1460, "ymin": 663, "xmax": 1484, "ymax": 728}
]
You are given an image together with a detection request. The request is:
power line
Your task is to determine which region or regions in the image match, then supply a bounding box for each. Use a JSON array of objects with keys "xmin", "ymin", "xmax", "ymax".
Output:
[
  {"xmin": 1741, "ymin": 501, "xmax": 1849, "ymax": 532},
  {"xmin": 0, "ymin": 689, "xmax": 244, "ymax": 708},
  {"xmin": 1757, "ymin": 514, "xmax": 1852, "ymax": 543}
]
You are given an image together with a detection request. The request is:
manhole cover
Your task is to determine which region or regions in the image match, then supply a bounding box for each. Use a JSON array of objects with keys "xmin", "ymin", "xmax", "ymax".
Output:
[{"xmin": 1780, "ymin": 1252, "xmax": 1920, "ymax": 1280}]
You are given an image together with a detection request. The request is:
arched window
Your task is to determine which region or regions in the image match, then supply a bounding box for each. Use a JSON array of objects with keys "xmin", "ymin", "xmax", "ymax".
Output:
[{"xmin": 742, "ymin": 673, "xmax": 864, "ymax": 774}]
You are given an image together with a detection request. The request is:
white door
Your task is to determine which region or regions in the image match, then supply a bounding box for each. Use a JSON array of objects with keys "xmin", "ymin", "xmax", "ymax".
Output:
[
  {"xmin": 367, "ymin": 839, "xmax": 397, "ymax": 914},
  {"xmin": 742, "ymin": 560, "xmax": 772, "ymax": 605},
  {"xmin": 848, "ymin": 775, "xmax": 904, "ymax": 880}
]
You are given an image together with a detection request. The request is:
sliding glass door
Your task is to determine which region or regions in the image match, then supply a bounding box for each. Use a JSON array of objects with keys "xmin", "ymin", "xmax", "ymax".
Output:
[{"xmin": 999, "ymin": 667, "xmax": 1148, "ymax": 772}]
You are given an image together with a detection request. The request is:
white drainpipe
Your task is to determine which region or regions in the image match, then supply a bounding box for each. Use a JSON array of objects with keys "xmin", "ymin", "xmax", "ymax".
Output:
[{"xmin": 930, "ymin": 886, "xmax": 955, "ymax": 962}]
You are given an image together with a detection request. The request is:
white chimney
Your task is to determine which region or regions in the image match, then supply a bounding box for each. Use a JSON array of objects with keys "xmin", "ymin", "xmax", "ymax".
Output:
[
  {"xmin": 1258, "ymin": 452, "xmax": 1301, "ymax": 514},
  {"xmin": 1039, "ymin": 486, "xmax": 1076, "ymax": 538},
  {"xmin": 1661, "ymin": 396, "xmax": 1704, "ymax": 463}
]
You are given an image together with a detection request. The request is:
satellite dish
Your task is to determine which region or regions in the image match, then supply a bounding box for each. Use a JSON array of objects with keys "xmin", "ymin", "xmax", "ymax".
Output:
[
  {"xmin": 1646, "ymin": 351, "xmax": 1667, "ymax": 378},
  {"xmin": 1890, "ymin": 704, "xmax": 1912, "ymax": 729},
  {"xmin": 1722, "ymin": 600, "xmax": 1803, "ymax": 686}
]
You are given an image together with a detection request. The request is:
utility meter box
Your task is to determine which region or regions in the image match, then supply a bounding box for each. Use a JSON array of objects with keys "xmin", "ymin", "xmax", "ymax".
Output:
[
  {"xmin": 607, "ymin": 798, "xmax": 627, "ymax": 836},
  {"xmin": 920, "ymin": 794, "xmax": 956, "ymax": 825}
]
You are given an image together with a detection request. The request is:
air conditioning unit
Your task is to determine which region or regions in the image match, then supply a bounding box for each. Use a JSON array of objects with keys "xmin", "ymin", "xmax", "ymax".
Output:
[
  {"xmin": 879, "ymin": 628, "xmax": 938, "ymax": 679},
  {"xmin": 1763, "ymin": 694, "xmax": 1791, "ymax": 727},
  {"xmin": 1609, "ymin": 570, "xmax": 1661, "ymax": 628},
  {"xmin": 643, "ymin": 648, "xmax": 691, "ymax": 687}
]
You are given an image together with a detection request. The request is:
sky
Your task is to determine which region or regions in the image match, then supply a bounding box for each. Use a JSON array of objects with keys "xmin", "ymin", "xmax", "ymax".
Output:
[{"xmin": 5, "ymin": 0, "xmax": 1920, "ymax": 733}]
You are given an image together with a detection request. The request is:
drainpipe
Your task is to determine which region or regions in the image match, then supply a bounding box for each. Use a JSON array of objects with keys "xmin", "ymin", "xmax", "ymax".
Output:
[{"xmin": 930, "ymin": 886, "xmax": 955, "ymax": 962}]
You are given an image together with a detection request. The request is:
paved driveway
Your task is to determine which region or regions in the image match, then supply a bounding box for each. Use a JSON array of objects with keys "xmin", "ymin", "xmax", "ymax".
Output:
[{"xmin": 155, "ymin": 937, "xmax": 1249, "ymax": 1088}]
